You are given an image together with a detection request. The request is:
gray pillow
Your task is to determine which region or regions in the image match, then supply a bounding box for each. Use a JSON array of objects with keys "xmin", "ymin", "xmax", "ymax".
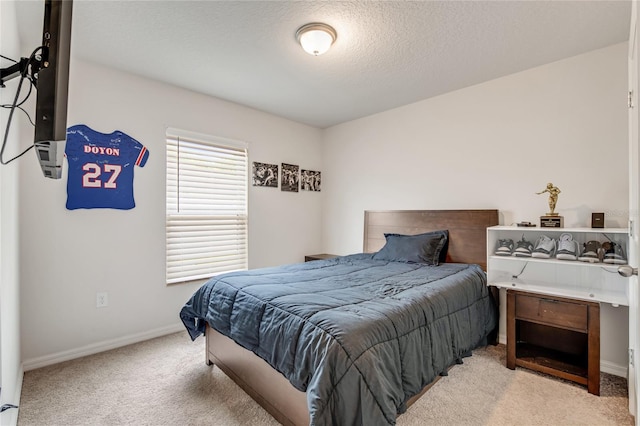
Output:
[{"xmin": 373, "ymin": 230, "xmax": 448, "ymax": 265}]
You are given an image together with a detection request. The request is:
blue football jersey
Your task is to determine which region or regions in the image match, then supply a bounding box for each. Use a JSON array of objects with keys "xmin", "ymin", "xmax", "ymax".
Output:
[{"xmin": 65, "ymin": 124, "xmax": 149, "ymax": 210}]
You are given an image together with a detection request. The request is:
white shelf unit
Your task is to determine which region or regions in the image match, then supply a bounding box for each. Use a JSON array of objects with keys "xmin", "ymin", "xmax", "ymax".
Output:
[{"xmin": 487, "ymin": 226, "xmax": 629, "ymax": 306}]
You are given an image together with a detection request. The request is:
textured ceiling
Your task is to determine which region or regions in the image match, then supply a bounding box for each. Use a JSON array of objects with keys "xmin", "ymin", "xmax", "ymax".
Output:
[{"xmin": 12, "ymin": 0, "xmax": 632, "ymax": 128}]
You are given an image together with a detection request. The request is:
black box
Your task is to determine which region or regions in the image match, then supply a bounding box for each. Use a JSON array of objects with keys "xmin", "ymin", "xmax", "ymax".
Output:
[{"xmin": 592, "ymin": 212, "xmax": 605, "ymax": 228}]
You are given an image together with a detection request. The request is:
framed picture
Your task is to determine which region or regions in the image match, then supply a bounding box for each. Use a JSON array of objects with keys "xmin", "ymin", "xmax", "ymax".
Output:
[
  {"xmin": 281, "ymin": 163, "xmax": 299, "ymax": 192},
  {"xmin": 301, "ymin": 169, "xmax": 321, "ymax": 192},
  {"xmin": 252, "ymin": 162, "xmax": 278, "ymax": 187}
]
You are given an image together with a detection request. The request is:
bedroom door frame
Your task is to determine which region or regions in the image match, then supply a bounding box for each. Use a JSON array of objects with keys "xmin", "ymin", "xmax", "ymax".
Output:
[{"xmin": 628, "ymin": 1, "xmax": 639, "ymax": 420}]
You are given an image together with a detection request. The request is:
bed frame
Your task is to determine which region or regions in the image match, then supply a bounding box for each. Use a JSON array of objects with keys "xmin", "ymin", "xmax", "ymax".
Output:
[{"xmin": 205, "ymin": 209, "xmax": 499, "ymax": 426}]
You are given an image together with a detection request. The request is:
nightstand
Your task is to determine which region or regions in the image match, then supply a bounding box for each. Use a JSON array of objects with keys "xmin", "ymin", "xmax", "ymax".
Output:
[
  {"xmin": 304, "ymin": 253, "xmax": 338, "ymax": 262},
  {"xmin": 506, "ymin": 289, "xmax": 600, "ymax": 395}
]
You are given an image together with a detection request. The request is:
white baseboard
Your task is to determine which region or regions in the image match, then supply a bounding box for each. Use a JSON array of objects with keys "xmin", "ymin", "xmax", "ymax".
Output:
[
  {"xmin": 494, "ymin": 332, "xmax": 627, "ymax": 378},
  {"xmin": 601, "ymin": 360, "xmax": 628, "ymax": 378},
  {"xmin": 22, "ymin": 323, "xmax": 185, "ymax": 371},
  {"xmin": 0, "ymin": 365, "xmax": 24, "ymax": 426}
]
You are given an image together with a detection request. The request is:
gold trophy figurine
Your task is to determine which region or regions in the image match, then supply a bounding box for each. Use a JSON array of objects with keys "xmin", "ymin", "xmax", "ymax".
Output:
[
  {"xmin": 537, "ymin": 183, "xmax": 561, "ymax": 216},
  {"xmin": 537, "ymin": 183, "xmax": 563, "ymax": 227}
]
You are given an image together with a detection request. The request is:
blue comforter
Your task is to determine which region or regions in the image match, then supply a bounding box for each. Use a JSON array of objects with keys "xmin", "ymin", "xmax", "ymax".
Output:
[{"xmin": 180, "ymin": 253, "xmax": 497, "ymax": 425}]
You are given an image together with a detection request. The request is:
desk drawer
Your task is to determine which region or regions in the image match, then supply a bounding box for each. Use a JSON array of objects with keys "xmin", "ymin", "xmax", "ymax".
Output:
[{"xmin": 515, "ymin": 294, "xmax": 588, "ymax": 331}]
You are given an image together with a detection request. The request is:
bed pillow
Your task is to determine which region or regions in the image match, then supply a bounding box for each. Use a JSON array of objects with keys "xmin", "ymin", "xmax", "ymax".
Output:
[
  {"xmin": 438, "ymin": 230, "xmax": 450, "ymax": 263},
  {"xmin": 372, "ymin": 230, "xmax": 448, "ymax": 265},
  {"xmin": 408, "ymin": 229, "xmax": 449, "ymax": 263}
]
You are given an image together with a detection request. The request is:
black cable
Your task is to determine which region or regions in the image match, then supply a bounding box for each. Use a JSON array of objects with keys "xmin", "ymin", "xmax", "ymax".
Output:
[
  {"xmin": 7, "ymin": 75, "xmax": 33, "ymax": 107},
  {"xmin": 4, "ymin": 143, "xmax": 35, "ymax": 163},
  {"xmin": 14, "ymin": 105, "xmax": 36, "ymax": 126},
  {"xmin": 1, "ymin": 79, "xmax": 35, "ymax": 125},
  {"xmin": 0, "ymin": 46, "xmax": 43, "ymax": 165},
  {"xmin": 1, "ymin": 103, "xmax": 35, "ymax": 125},
  {"xmin": 511, "ymin": 262, "xmax": 528, "ymax": 279},
  {"xmin": 1, "ymin": 77, "xmax": 33, "ymax": 111},
  {"xmin": 0, "ymin": 54, "xmax": 17, "ymax": 63},
  {"xmin": 0, "ymin": 404, "xmax": 18, "ymax": 413},
  {"xmin": 0, "ymin": 71, "xmax": 33, "ymax": 165}
]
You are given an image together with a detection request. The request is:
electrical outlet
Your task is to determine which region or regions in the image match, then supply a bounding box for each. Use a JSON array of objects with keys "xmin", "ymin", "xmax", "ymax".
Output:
[{"xmin": 96, "ymin": 292, "xmax": 108, "ymax": 308}]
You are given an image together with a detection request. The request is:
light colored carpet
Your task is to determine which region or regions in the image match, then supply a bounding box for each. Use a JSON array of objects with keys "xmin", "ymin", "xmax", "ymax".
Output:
[{"xmin": 18, "ymin": 332, "xmax": 634, "ymax": 426}]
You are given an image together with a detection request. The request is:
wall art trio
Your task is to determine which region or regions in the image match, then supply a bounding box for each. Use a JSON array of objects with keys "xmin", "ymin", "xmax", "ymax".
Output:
[{"xmin": 252, "ymin": 162, "xmax": 321, "ymax": 192}]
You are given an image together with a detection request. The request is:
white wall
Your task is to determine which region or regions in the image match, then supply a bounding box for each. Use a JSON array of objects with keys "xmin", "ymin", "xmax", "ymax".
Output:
[
  {"xmin": 19, "ymin": 59, "xmax": 323, "ymax": 365},
  {"xmin": 0, "ymin": 1, "xmax": 24, "ymax": 424},
  {"xmin": 322, "ymin": 43, "xmax": 630, "ymax": 372},
  {"xmin": 11, "ymin": 8, "xmax": 631, "ymax": 381}
]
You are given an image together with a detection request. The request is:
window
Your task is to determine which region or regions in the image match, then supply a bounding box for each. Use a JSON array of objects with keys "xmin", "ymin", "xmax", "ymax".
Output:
[{"xmin": 166, "ymin": 129, "xmax": 248, "ymax": 284}]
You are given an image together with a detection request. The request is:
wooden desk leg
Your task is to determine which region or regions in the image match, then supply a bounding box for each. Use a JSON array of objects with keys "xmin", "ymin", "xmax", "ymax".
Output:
[
  {"xmin": 488, "ymin": 286, "xmax": 500, "ymax": 345},
  {"xmin": 587, "ymin": 304, "xmax": 600, "ymax": 396},
  {"xmin": 506, "ymin": 290, "xmax": 516, "ymax": 370}
]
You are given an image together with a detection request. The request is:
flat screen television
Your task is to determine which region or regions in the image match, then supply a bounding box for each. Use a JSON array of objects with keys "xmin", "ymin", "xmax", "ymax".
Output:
[{"xmin": 33, "ymin": 0, "xmax": 73, "ymax": 179}]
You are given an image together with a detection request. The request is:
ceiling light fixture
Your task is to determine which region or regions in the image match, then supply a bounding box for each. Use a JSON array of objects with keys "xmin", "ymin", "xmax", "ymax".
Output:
[{"xmin": 296, "ymin": 23, "xmax": 337, "ymax": 56}]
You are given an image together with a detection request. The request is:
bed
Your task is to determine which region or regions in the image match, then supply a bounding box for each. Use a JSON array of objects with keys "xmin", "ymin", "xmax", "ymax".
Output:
[{"xmin": 180, "ymin": 209, "xmax": 499, "ymax": 426}]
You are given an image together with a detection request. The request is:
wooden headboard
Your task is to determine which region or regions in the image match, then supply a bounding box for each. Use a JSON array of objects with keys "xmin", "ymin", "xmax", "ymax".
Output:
[{"xmin": 363, "ymin": 209, "xmax": 499, "ymax": 271}]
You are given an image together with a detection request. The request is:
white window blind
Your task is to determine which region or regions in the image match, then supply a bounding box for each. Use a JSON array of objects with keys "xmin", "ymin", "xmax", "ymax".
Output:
[{"xmin": 166, "ymin": 130, "xmax": 248, "ymax": 284}]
